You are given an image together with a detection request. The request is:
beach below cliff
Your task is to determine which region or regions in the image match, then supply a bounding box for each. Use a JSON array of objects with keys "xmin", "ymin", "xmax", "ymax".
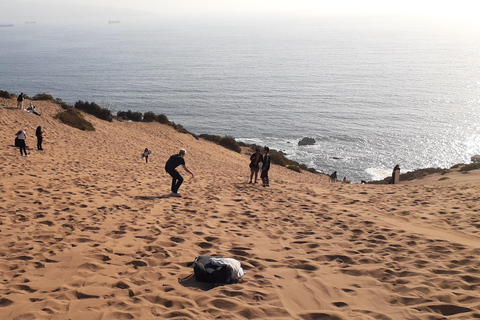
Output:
[{"xmin": 1, "ymin": 98, "xmax": 480, "ymax": 320}]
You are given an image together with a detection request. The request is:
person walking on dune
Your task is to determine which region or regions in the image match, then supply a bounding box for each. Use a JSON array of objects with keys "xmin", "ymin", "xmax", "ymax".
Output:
[
  {"xmin": 248, "ymin": 148, "xmax": 263, "ymax": 184},
  {"xmin": 261, "ymin": 146, "xmax": 271, "ymax": 187},
  {"xmin": 17, "ymin": 93, "xmax": 24, "ymax": 110},
  {"xmin": 16, "ymin": 129, "xmax": 28, "ymax": 157},
  {"xmin": 165, "ymin": 149, "xmax": 194, "ymax": 197},
  {"xmin": 36, "ymin": 126, "xmax": 44, "ymax": 150},
  {"xmin": 142, "ymin": 148, "xmax": 152, "ymax": 163}
]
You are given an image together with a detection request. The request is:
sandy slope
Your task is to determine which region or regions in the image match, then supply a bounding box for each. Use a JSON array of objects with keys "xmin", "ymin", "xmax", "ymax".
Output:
[{"xmin": 1, "ymin": 97, "xmax": 480, "ymax": 320}]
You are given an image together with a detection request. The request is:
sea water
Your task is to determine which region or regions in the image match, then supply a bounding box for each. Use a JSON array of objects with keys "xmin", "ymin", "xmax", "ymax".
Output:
[{"xmin": 1, "ymin": 16, "xmax": 480, "ymax": 182}]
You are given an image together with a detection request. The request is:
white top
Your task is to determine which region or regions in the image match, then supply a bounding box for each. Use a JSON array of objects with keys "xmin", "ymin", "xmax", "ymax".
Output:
[
  {"xmin": 17, "ymin": 131, "xmax": 26, "ymax": 140},
  {"xmin": 209, "ymin": 257, "xmax": 246, "ymax": 280}
]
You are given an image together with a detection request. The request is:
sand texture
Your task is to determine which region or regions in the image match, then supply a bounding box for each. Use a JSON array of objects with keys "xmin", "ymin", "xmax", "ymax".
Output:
[{"xmin": 1, "ymin": 98, "xmax": 480, "ymax": 320}]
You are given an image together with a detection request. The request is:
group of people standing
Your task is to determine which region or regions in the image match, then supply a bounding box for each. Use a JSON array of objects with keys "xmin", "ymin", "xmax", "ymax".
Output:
[
  {"xmin": 249, "ymin": 146, "xmax": 271, "ymax": 187},
  {"xmin": 15, "ymin": 126, "xmax": 44, "ymax": 157}
]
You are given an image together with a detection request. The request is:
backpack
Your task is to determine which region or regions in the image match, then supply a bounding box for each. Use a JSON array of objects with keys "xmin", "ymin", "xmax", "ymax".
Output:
[{"xmin": 188, "ymin": 256, "xmax": 232, "ymax": 284}]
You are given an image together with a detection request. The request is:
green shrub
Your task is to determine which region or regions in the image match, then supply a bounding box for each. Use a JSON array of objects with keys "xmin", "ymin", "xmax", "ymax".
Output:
[
  {"xmin": 307, "ymin": 168, "xmax": 319, "ymax": 174},
  {"xmin": 172, "ymin": 123, "xmax": 192, "ymax": 135},
  {"xmin": 0, "ymin": 90, "xmax": 13, "ymax": 98},
  {"xmin": 75, "ymin": 100, "xmax": 113, "ymax": 122},
  {"xmin": 58, "ymin": 101, "xmax": 70, "ymax": 110},
  {"xmin": 219, "ymin": 136, "xmax": 241, "ymax": 153},
  {"xmin": 238, "ymin": 141, "xmax": 249, "ymax": 147},
  {"xmin": 117, "ymin": 110, "xmax": 143, "ymax": 122},
  {"xmin": 269, "ymin": 151, "xmax": 287, "ymax": 166},
  {"xmin": 54, "ymin": 107, "xmax": 95, "ymax": 131},
  {"xmin": 143, "ymin": 111, "xmax": 157, "ymax": 122},
  {"xmin": 199, "ymin": 134, "xmax": 222, "ymax": 143},
  {"xmin": 156, "ymin": 114, "xmax": 170, "ymax": 124},
  {"xmin": 459, "ymin": 163, "xmax": 480, "ymax": 172},
  {"xmin": 33, "ymin": 93, "xmax": 54, "ymax": 101},
  {"xmin": 287, "ymin": 165, "xmax": 302, "ymax": 173}
]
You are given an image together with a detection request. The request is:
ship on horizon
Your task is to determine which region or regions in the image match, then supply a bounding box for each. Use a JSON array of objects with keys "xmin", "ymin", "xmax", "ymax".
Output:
[
  {"xmin": 0, "ymin": 23, "xmax": 14, "ymax": 27},
  {"xmin": 108, "ymin": 20, "xmax": 120, "ymax": 24}
]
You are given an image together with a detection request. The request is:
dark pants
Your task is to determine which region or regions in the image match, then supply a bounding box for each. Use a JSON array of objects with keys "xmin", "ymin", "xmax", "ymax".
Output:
[
  {"xmin": 37, "ymin": 137, "xmax": 43, "ymax": 150},
  {"xmin": 260, "ymin": 169, "xmax": 269, "ymax": 179},
  {"xmin": 167, "ymin": 169, "xmax": 183, "ymax": 193},
  {"xmin": 18, "ymin": 139, "xmax": 27, "ymax": 156}
]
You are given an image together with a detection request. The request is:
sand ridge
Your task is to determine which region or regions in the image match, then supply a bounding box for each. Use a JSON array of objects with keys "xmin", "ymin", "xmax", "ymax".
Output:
[{"xmin": 1, "ymin": 98, "xmax": 480, "ymax": 319}]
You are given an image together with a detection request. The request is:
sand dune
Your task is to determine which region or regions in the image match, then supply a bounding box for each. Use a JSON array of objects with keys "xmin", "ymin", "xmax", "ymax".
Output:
[{"xmin": 1, "ymin": 97, "xmax": 480, "ymax": 320}]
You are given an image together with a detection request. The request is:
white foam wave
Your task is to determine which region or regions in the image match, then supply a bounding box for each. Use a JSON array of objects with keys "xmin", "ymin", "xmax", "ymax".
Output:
[{"xmin": 365, "ymin": 168, "xmax": 392, "ymax": 181}]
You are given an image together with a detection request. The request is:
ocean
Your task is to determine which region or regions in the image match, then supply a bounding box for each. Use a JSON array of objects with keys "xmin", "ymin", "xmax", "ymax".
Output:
[{"xmin": 1, "ymin": 15, "xmax": 480, "ymax": 182}]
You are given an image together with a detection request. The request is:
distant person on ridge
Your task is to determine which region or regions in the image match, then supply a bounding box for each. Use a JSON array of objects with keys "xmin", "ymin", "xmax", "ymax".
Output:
[
  {"xmin": 248, "ymin": 148, "xmax": 263, "ymax": 184},
  {"xmin": 330, "ymin": 171, "xmax": 337, "ymax": 183},
  {"xmin": 261, "ymin": 146, "xmax": 271, "ymax": 187},
  {"xmin": 165, "ymin": 149, "xmax": 194, "ymax": 197},
  {"xmin": 392, "ymin": 164, "xmax": 400, "ymax": 184},
  {"xmin": 17, "ymin": 93, "xmax": 24, "ymax": 110}
]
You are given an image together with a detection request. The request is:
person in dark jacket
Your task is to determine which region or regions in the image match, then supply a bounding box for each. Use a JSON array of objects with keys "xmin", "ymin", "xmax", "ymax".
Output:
[
  {"xmin": 248, "ymin": 148, "xmax": 263, "ymax": 184},
  {"xmin": 36, "ymin": 126, "xmax": 44, "ymax": 150},
  {"xmin": 164, "ymin": 149, "xmax": 194, "ymax": 197},
  {"xmin": 17, "ymin": 93, "xmax": 24, "ymax": 110},
  {"xmin": 261, "ymin": 147, "xmax": 271, "ymax": 187},
  {"xmin": 16, "ymin": 130, "xmax": 28, "ymax": 157}
]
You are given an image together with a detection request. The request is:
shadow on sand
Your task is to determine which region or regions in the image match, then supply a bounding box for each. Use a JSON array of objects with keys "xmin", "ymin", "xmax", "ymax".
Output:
[
  {"xmin": 178, "ymin": 274, "xmax": 224, "ymax": 291},
  {"xmin": 134, "ymin": 194, "xmax": 172, "ymax": 201}
]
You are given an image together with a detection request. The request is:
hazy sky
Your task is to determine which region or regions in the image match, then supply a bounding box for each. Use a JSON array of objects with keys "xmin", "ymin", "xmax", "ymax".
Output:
[
  {"xmin": 47, "ymin": 0, "xmax": 480, "ymax": 19},
  {"xmin": 2, "ymin": 0, "xmax": 480, "ymax": 22}
]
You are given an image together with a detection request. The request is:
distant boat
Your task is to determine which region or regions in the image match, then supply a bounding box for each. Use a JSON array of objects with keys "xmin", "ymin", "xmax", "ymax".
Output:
[
  {"xmin": 108, "ymin": 20, "xmax": 120, "ymax": 24},
  {"xmin": 25, "ymin": 21, "xmax": 37, "ymax": 24},
  {"xmin": 0, "ymin": 23, "xmax": 14, "ymax": 27}
]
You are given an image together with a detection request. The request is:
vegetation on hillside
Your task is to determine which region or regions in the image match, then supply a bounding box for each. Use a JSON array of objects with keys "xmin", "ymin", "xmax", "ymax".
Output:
[
  {"xmin": 75, "ymin": 100, "xmax": 113, "ymax": 122},
  {"xmin": 0, "ymin": 90, "xmax": 15, "ymax": 99},
  {"xmin": 3, "ymin": 89, "xmax": 325, "ymax": 177},
  {"xmin": 54, "ymin": 107, "xmax": 95, "ymax": 131},
  {"xmin": 33, "ymin": 93, "xmax": 54, "ymax": 101}
]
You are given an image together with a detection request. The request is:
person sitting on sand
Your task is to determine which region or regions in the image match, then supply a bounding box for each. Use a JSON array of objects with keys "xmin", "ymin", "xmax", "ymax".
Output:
[
  {"xmin": 142, "ymin": 148, "xmax": 152, "ymax": 163},
  {"xmin": 261, "ymin": 147, "xmax": 271, "ymax": 187},
  {"xmin": 16, "ymin": 129, "xmax": 28, "ymax": 157},
  {"xmin": 164, "ymin": 149, "xmax": 194, "ymax": 197},
  {"xmin": 248, "ymin": 148, "xmax": 263, "ymax": 184},
  {"xmin": 27, "ymin": 103, "xmax": 41, "ymax": 115}
]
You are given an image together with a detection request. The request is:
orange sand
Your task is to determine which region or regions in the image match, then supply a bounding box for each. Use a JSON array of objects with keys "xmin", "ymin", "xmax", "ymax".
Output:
[{"xmin": 1, "ymin": 98, "xmax": 480, "ymax": 320}]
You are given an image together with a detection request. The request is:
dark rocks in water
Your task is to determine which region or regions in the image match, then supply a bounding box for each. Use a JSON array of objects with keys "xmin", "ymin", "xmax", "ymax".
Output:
[{"xmin": 298, "ymin": 137, "xmax": 316, "ymax": 146}]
